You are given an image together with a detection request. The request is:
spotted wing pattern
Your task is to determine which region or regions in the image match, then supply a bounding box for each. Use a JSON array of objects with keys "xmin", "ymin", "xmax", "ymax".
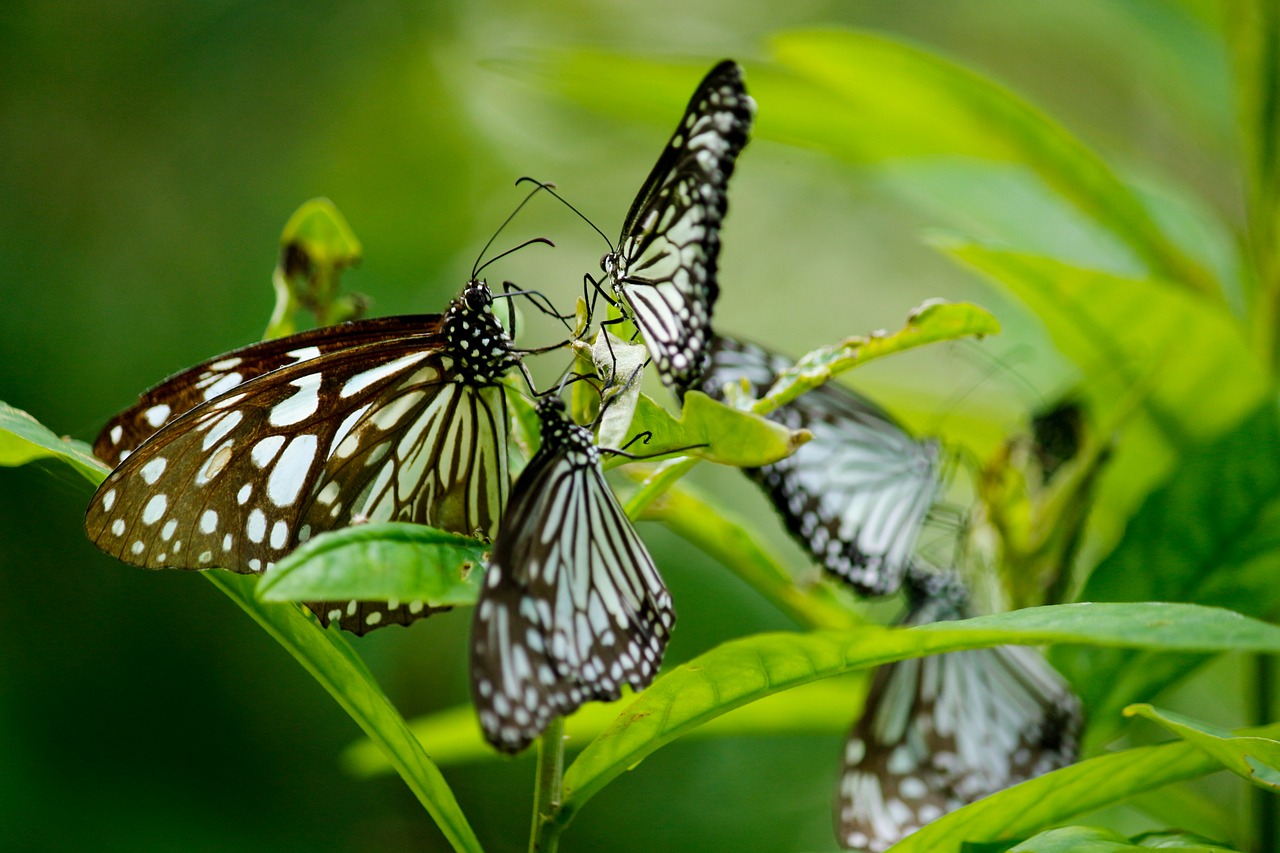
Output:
[
  {"xmin": 93, "ymin": 315, "xmax": 448, "ymax": 466},
  {"xmin": 602, "ymin": 60, "xmax": 755, "ymax": 390},
  {"xmin": 699, "ymin": 335, "xmax": 940, "ymax": 596},
  {"xmin": 837, "ymin": 571, "xmax": 1083, "ymax": 851},
  {"xmin": 470, "ymin": 397, "xmax": 675, "ymax": 753},
  {"xmin": 85, "ymin": 282, "xmax": 518, "ymax": 635}
]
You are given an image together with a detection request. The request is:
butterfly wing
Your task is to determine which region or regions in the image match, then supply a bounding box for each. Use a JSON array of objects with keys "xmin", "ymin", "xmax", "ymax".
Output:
[
  {"xmin": 836, "ymin": 578, "xmax": 1082, "ymax": 851},
  {"xmin": 701, "ymin": 335, "xmax": 940, "ymax": 596},
  {"xmin": 85, "ymin": 333, "xmax": 512, "ymax": 635},
  {"xmin": 93, "ymin": 315, "xmax": 445, "ymax": 465},
  {"xmin": 470, "ymin": 404, "xmax": 675, "ymax": 753},
  {"xmin": 608, "ymin": 60, "xmax": 755, "ymax": 390}
]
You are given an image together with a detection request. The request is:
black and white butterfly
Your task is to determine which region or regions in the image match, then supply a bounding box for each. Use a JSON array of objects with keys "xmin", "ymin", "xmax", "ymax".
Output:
[
  {"xmin": 85, "ymin": 280, "xmax": 520, "ymax": 634},
  {"xmin": 470, "ymin": 395, "xmax": 675, "ymax": 753},
  {"xmin": 598, "ymin": 60, "xmax": 755, "ymax": 391},
  {"xmin": 698, "ymin": 334, "xmax": 941, "ymax": 597},
  {"xmin": 837, "ymin": 569, "xmax": 1082, "ymax": 851}
]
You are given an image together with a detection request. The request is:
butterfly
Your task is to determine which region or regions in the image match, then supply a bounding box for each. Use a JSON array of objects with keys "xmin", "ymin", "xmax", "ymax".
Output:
[
  {"xmin": 836, "ymin": 569, "xmax": 1083, "ymax": 851},
  {"xmin": 599, "ymin": 60, "xmax": 755, "ymax": 391},
  {"xmin": 697, "ymin": 334, "xmax": 941, "ymax": 597},
  {"xmin": 470, "ymin": 395, "xmax": 675, "ymax": 753},
  {"xmin": 85, "ymin": 280, "xmax": 520, "ymax": 634}
]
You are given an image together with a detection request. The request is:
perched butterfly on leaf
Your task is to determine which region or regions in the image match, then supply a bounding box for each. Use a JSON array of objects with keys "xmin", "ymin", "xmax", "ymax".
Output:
[
  {"xmin": 837, "ymin": 569, "xmax": 1082, "ymax": 851},
  {"xmin": 85, "ymin": 280, "xmax": 520, "ymax": 634},
  {"xmin": 599, "ymin": 60, "xmax": 755, "ymax": 391},
  {"xmin": 698, "ymin": 334, "xmax": 941, "ymax": 597},
  {"xmin": 470, "ymin": 395, "xmax": 675, "ymax": 753}
]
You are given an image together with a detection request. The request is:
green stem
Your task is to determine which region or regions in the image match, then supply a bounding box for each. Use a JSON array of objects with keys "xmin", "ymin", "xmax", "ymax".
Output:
[
  {"xmin": 529, "ymin": 717, "xmax": 566, "ymax": 853},
  {"xmin": 1254, "ymin": 655, "xmax": 1275, "ymax": 853}
]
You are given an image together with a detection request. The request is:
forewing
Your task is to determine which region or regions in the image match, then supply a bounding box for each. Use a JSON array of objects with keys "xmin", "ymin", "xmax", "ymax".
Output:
[
  {"xmin": 94, "ymin": 315, "xmax": 444, "ymax": 465},
  {"xmin": 836, "ymin": 646, "xmax": 1082, "ymax": 851},
  {"xmin": 702, "ymin": 336, "xmax": 939, "ymax": 596},
  {"xmin": 471, "ymin": 451, "xmax": 675, "ymax": 753},
  {"xmin": 86, "ymin": 341, "xmax": 453, "ymax": 572},
  {"xmin": 614, "ymin": 60, "xmax": 755, "ymax": 389}
]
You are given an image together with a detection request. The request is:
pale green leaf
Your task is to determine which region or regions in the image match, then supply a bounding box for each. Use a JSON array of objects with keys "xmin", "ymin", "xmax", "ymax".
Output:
[
  {"xmin": 1126, "ymin": 703, "xmax": 1280, "ymax": 791},
  {"xmin": 757, "ymin": 300, "xmax": 1000, "ymax": 415},
  {"xmin": 602, "ymin": 390, "xmax": 808, "ymax": 470},
  {"xmin": 257, "ymin": 523, "xmax": 486, "ymax": 605},
  {"xmin": 588, "ymin": 330, "xmax": 647, "ymax": 450},
  {"xmin": 936, "ymin": 238, "xmax": 1266, "ymax": 444}
]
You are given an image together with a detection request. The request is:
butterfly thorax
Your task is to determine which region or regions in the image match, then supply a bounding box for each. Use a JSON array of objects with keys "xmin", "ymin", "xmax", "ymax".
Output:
[
  {"xmin": 443, "ymin": 281, "xmax": 518, "ymax": 385},
  {"xmin": 536, "ymin": 397, "xmax": 599, "ymax": 467}
]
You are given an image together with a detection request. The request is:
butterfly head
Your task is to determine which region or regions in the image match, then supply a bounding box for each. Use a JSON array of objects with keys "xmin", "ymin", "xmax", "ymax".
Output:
[
  {"xmin": 599, "ymin": 250, "xmax": 623, "ymax": 287},
  {"xmin": 445, "ymin": 280, "xmax": 519, "ymax": 384}
]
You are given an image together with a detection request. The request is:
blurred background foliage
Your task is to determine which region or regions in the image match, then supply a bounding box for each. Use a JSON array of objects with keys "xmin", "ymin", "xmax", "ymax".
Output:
[{"xmin": 0, "ymin": 1, "xmax": 1268, "ymax": 850}]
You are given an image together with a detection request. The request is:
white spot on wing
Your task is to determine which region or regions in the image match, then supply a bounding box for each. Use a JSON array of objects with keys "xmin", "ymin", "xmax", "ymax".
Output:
[
  {"xmin": 340, "ymin": 353, "xmax": 428, "ymax": 398},
  {"xmin": 267, "ymin": 434, "xmax": 318, "ymax": 507}
]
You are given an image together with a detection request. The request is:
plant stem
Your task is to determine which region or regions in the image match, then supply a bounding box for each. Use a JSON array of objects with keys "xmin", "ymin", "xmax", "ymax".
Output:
[
  {"xmin": 1254, "ymin": 655, "xmax": 1275, "ymax": 853},
  {"xmin": 529, "ymin": 717, "xmax": 566, "ymax": 853}
]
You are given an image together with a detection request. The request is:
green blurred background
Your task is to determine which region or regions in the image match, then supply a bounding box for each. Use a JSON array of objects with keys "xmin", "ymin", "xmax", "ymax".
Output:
[{"xmin": 0, "ymin": 2, "xmax": 1244, "ymax": 850}]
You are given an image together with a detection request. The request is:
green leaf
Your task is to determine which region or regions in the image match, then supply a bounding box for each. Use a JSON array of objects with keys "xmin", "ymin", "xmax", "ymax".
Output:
[
  {"xmin": 0, "ymin": 400, "xmax": 108, "ymax": 484},
  {"xmin": 636, "ymin": 478, "xmax": 860, "ymax": 631},
  {"xmin": 342, "ymin": 677, "xmax": 864, "ymax": 774},
  {"xmin": 587, "ymin": 330, "xmax": 647, "ymax": 450},
  {"xmin": 556, "ymin": 603, "xmax": 1280, "ymax": 827},
  {"xmin": 1056, "ymin": 404, "xmax": 1280, "ymax": 743},
  {"xmin": 257, "ymin": 523, "xmax": 486, "ymax": 605},
  {"xmin": 1007, "ymin": 827, "xmax": 1133, "ymax": 853},
  {"xmin": 756, "ymin": 300, "xmax": 1000, "ymax": 415},
  {"xmin": 0, "ymin": 403, "xmax": 479, "ymax": 851},
  {"xmin": 890, "ymin": 721, "xmax": 1280, "ymax": 853},
  {"xmin": 545, "ymin": 35, "xmax": 1217, "ymax": 294},
  {"xmin": 1126, "ymin": 703, "xmax": 1280, "ymax": 791},
  {"xmin": 601, "ymin": 390, "xmax": 808, "ymax": 470},
  {"xmin": 936, "ymin": 238, "xmax": 1266, "ymax": 445},
  {"xmin": 207, "ymin": 573, "xmax": 482, "ymax": 853},
  {"xmin": 762, "ymin": 29, "xmax": 1218, "ymax": 294},
  {"xmin": 267, "ymin": 197, "xmax": 366, "ymax": 337},
  {"xmin": 1003, "ymin": 826, "xmax": 1237, "ymax": 852}
]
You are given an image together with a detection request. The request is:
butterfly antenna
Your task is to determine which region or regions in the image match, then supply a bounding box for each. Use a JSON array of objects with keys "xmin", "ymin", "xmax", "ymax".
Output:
[
  {"xmin": 473, "ymin": 237, "xmax": 556, "ymax": 280},
  {"xmin": 515, "ymin": 176, "xmax": 615, "ymax": 252},
  {"xmin": 470, "ymin": 180, "xmax": 554, "ymax": 279},
  {"xmin": 925, "ymin": 343, "xmax": 1038, "ymax": 436}
]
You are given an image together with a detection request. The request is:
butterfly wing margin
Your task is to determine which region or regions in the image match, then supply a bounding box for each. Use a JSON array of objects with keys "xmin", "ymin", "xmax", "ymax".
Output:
[
  {"xmin": 471, "ymin": 453, "xmax": 675, "ymax": 753},
  {"xmin": 701, "ymin": 335, "xmax": 940, "ymax": 596},
  {"xmin": 836, "ymin": 645, "xmax": 1082, "ymax": 851},
  {"xmin": 612, "ymin": 61, "xmax": 755, "ymax": 388},
  {"xmin": 94, "ymin": 315, "xmax": 445, "ymax": 465}
]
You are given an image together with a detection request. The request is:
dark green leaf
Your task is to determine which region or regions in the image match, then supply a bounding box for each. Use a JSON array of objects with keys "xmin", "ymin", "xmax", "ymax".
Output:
[
  {"xmin": 208, "ymin": 573, "xmax": 482, "ymax": 853},
  {"xmin": 1056, "ymin": 404, "xmax": 1280, "ymax": 743}
]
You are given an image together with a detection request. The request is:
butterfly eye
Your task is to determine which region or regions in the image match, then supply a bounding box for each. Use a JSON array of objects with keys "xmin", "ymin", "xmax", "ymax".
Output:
[{"xmin": 463, "ymin": 284, "xmax": 492, "ymax": 312}]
